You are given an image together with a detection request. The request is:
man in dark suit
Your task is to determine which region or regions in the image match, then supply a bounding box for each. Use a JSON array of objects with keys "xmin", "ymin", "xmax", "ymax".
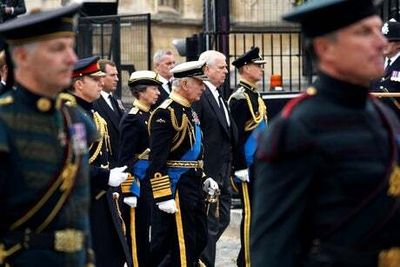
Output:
[
  {"xmin": 70, "ymin": 56, "xmax": 132, "ymax": 267},
  {"xmin": 0, "ymin": 0, "xmax": 25, "ymax": 23},
  {"xmin": 193, "ymin": 50, "xmax": 237, "ymax": 267},
  {"xmin": 153, "ymin": 49, "xmax": 176, "ymax": 107},
  {"xmin": 93, "ymin": 59, "xmax": 125, "ymax": 168},
  {"xmin": 251, "ymin": 0, "xmax": 400, "ymax": 266},
  {"xmin": 372, "ymin": 19, "xmax": 400, "ymax": 117}
]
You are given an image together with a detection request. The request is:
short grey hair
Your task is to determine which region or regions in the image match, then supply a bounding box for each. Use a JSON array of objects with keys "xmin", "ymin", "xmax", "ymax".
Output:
[
  {"xmin": 198, "ymin": 50, "xmax": 226, "ymax": 67},
  {"xmin": 10, "ymin": 42, "xmax": 39, "ymax": 69},
  {"xmin": 153, "ymin": 49, "xmax": 174, "ymax": 65}
]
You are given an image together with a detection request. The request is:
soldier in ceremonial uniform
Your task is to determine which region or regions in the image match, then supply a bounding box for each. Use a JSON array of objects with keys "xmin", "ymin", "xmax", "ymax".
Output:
[
  {"xmin": 118, "ymin": 70, "xmax": 161, "ymax": 267},
  {"xmin": 372, "ymin": 19, "xmax": 400, "ymax": 117},
  {"xmin": 70, "ymin": 56, "xmax": 132, "ymax": 267},
  {"xmin": 251, "ymin": 0, "xmax": 400, "ymax": 266},
  {"xmin": 228, "ymin": 46, "xmax": 267, "ymax": 267},
  {"xmin": 0, "ymin": 4, "xmax": 98, "ymax": 267},
  {"xmin": 148, "ymin": 61, "xmax": 219, "ymax": 266}
]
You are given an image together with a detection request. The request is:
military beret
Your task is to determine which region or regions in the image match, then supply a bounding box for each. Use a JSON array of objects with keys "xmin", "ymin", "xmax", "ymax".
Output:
[
  {"xmin": 232, "ymin": 47, "xmax": 266, "ymax": 69},
  {"xmin": 382, "ymin": 19, "xmax": 400, "ymax": 41},
  {"xmin": 72, "ymin": 56, "xmax": 105, "ymax": 78},
  {"xmin": 171, "ymin": 60, "xmax": 208, "ymax": 80},
  {"xmin": 0, "ymin": 3, "xmax": 81, "ymax": 46},
  {"xmin": 128, "ymin": 70, "xmax": 162, "ymax": 88},
  {"xmin": 283, "ymin": 0, "xmax": 382, "ymax": 38}
]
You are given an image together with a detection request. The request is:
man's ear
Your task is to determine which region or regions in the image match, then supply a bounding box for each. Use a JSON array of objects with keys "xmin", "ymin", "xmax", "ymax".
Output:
[{"xmin": 313, "ymin": 37, "xmax": 335, "ymax": 61}]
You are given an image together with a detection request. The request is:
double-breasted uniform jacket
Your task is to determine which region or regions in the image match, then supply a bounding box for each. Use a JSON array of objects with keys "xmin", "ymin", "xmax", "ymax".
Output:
[
  {"xmin": 0, "ymin": 0, "xmax": 26, "ymax": 22},
  {"xmin": 229, "ymin": 79, "xmax": 267, "ymax": 173},
  {"xmin": 118, "ymin": 99, "xmax": 152, "ymax": 267},
  {"xmin": 147, "ymin": 91, "xmax": 208, "ymax": 266},
  {"xmin": 0, "ymin": 87, "xmax": 97, "ymax": 267},
  {"xmin": 75, "ymin": 96, "xmax": 132, "ymax": 267},
  {"xmin": 252, "ymin": 72, "xmax": 400, "ymax": 267},
  {"xmin": 93, "ymin": 94, "xmax": 125, "ymax": 168},
  {"xmin": 372, "ymin": 55, "xmax": 400, "ymax": 118}
]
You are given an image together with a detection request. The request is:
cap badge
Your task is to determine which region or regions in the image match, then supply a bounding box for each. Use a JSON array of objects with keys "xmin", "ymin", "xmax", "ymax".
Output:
[{"xmin": 382, "ymin": 22, "xmax": 389, "ymax": 35}]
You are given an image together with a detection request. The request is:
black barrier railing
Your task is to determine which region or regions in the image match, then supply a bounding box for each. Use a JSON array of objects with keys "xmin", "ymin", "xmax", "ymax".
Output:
[{"xmin": 76, "ymin": 14, "xmax": 151, "ymax": 99}]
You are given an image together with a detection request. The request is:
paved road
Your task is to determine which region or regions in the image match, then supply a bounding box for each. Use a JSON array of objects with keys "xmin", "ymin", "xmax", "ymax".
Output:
[{"xmin": 215, "ymin": 209, "xmax": 241, "ymax": 266}]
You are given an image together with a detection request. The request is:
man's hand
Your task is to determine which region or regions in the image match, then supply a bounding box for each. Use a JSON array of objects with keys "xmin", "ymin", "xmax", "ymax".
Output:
[
  {"xmin": 235, "ymin": 169, "xmax": 249, "ymax": 182},
  {"xmin": 123, "ymin": 196, "xmax": 137, "ymax": 208},
  {"xmin": 157, "ymin": 199, "xmax": 178, "ymax": 214},
  {"xmin": 203, "ymin": 177, "xmax": 219, "ymax": 196},
  {"xmin": 108, "ymin": 166, "xmax": 129, "ymax": 187}
]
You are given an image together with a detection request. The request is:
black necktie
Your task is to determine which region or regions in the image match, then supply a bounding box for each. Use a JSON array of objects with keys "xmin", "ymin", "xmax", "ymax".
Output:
[
  {"xmin": 167, "ymin": 81, "xmax": 172, "ymax": 92},
  {"xmin": 109, "ymin": 95, "xmax": 119, "ymax": 112},
  {"xmin": 218, "ymin": 95, "xmax": 230, "ymax": 127}
]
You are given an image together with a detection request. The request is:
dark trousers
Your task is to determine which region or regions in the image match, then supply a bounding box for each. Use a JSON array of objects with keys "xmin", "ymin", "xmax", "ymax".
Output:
[
  {"xmin": 150, "ymin": 184, "xmax": 207, "ymax": 267},
  {"xmin": 200, "ymin": 161, "xmax": 232, "ymax": 267},
  {"xmin": 236, "ymin": 165, "xmax": 254, "ymax": 267}
]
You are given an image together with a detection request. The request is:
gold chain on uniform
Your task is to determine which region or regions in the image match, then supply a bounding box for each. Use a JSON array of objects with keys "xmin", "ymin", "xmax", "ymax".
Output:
[
  {"xmin": 89, "ymin": 111, "xmax": 111, "ymax": 164},
  {"xmin": 169, "ymin": 107, "xmax": 195, "ymax": 151},
  {"xmin": 244, "ymin": 93, "xmax": 267, "ymax": 131}
]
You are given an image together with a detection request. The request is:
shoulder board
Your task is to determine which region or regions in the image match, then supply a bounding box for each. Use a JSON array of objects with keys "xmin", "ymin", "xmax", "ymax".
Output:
[
  {"xmin": 0, "ymin": 95, "xmax": 13, "ymax": 105},
  {"xmin": 129, "ymin": 107, "xmax": 139, "ymax": 115},
  {"xmin": 281, "ymin": 87, "xmax": 316, "ymax": 118},
  {"xmin": 229, "ymin": 87, "xmax": 246, "ymax": 101},
  {"xmin": 158, "ymin": 98, "xmax": 173, "ymax": 109}
]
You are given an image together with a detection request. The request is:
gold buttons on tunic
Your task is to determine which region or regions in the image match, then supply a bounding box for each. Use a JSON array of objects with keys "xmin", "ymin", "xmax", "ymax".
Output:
[{"xmin": 36, "ymin": 97, "xmax": 52, "ymax": 112}]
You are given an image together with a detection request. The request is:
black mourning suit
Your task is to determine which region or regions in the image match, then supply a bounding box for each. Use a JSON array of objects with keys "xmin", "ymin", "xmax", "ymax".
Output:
[{"xmin": 193, "ymin": 84, "xmax": 238, "ymax": 267}]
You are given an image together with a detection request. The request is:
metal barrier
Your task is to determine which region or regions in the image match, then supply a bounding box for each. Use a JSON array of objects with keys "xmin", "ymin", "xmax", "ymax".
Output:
[{"xmin": 76, "ymin": 14, "xmax": 151, "ymax": 99}]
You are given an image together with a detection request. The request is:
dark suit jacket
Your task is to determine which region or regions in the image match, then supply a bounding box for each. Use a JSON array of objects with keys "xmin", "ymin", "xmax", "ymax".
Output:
[
  {"xmin": 192, "ymin": 85, "xmax": 238, "ymax": 180},
  {"xmin": 93, "ymin": 95, "xmax": 125, "ymax": 168},
  {"xmin": 0, "ymin": 0, "xmax": 26, "ymax": 22},
  {"xmin": 154, "ymin": 84, "xmax": 170, "ymax": 108}
]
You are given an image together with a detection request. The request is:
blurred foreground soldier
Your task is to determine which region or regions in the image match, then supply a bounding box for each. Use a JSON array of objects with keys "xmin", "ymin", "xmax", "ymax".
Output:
[
  {"xmin": 373, "ymin": 19, "xmax": 400, "ymax": 117},
  {"xmin": 70, "ymin": 56, "xmax": 132, "ymax": 267},
  {"xmin": 193, "ymin": 50, "xmax": 237, "ymax": 267},
  {"xmin": 229, "ymin": 46, "xmax": 267, "ymax": 267},
  {"xmin": 148, "ymin": 61, "xmax": 219, "ymax": 266},
  {"xmin": 250, "ymin": 0, "xmax": 400, "ymax": 266},
  {"xmin": 93, "ymin": 59, "xmax": 125, "ymax": 168},
  {"xmin": 0, "ymin": 50, "xmax": 7, "ymax": 94},
  {"xmin": 0, "ymin": 4, "xmax": 98, "ymax": 266},
  {"xmin": 118, "ymin": 70, "xmax": 161, "ymax": 266},
  {"xmin": 153, "ymin": 49, "xmax": 176, "ymax": 107}
]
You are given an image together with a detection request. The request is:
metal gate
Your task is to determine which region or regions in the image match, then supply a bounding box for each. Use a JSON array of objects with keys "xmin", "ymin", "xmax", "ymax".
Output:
[{"xmin": 76, "ymin": 14, "xmax": 151, "ymax": 99}]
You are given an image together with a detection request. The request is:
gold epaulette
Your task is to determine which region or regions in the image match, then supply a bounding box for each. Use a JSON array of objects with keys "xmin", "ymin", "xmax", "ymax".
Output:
[
  {"xmin": 158, "ymin": 98, "xmax": 173, "ymax": 109},
  {"xmin": 56, "ymin": 92, "xmax": 77, "ymax": 109},
  {"xmin": 0, "ymin": 95, "xmax": 13, "ymax": 105},
  {"xmin": 129, "ymin": 107, "xmax": 139, "ymax": 115},
  {"xmin": 228, "ymin": 87, "xmax": 246, "ymax": 103},
  {"xmin": 150, "ymin": 172, "xmax": 172, "ymax": 199}
]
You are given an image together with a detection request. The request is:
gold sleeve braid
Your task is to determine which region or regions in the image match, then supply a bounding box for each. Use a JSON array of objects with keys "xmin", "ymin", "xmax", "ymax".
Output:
[
  {"xmin": 244, "ymin": 93, "xmax": 267, "ymax": 132},
  {"xmin": 89, "ymin": 111, "xmax": 111, "ymax": 164}
]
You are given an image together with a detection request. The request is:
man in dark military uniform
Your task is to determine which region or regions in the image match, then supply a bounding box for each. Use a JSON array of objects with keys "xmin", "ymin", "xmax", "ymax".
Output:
[
  {"xmin": 118, "ymin": 70, "xmax": 161, "ymax": 267},
  {"xmin": 148, "ymin": 60, "xmax": 219, "ymax": 266},
  {"xmin": 251, "ymin": 0, "xmax": 400, "ymax": 266},
  {"xmin": 70, "ymin": 56, "xmax": 132, "ymax": 267},
  {"xmin": 228, "ymin": 46, "xmax": 267, "ymax": 267},
  {"xmin": 372, "ymin": 19, "xmax": 400, "ymax": 117},
  {"xmin": 0, "ymin": 4, "xmax": 98, "ymax": 267}
]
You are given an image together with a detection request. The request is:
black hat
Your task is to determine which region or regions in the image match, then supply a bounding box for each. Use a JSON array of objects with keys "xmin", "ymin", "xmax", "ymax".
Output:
[
  {"xmin": 72, "ymin": 56, "xmax": 105, "ymax": 78},
  {"xmin": 128, "ymin": 70, "xmax": 162, "ymax": 87},
  {"xmin": 232, "ymin": 47, "xmax": 266, "ymax": 69},
  {"xmin": 171, "ymin": 60, "xmax": 208, "ymax": 80},
  {"xmin": 283, "ymin": 0, "xmax": 382, "ymax": 38},
  {"xmin": 382, "ymin": 19, "xmax": 400, "ymax": 41},
  {"xmin": 0, "ymin": 3, "xmax": 81, "ymax": 45}
]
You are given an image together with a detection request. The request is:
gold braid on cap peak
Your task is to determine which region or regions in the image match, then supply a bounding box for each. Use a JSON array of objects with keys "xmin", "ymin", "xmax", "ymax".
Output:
[
  {"xmin": 244, "ymin": 93, "xmax": 267, "ymax": 132},
  {"xmin": 89, "ymin": 111, "xmax": 111, "ymax": 164}
]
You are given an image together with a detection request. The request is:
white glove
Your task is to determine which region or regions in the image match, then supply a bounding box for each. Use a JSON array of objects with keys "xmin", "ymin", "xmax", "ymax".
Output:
[
  {"xmin": 123, "ymin": 196, "xmax": 137, "ymax": 208},
  {"xmin": 203, "ymin": 177, "xmax": 219, "ymax": 196},
  {"xmin": 157, "ymin": 199, "xmax": 178, "ymax": 214},
  {"xmin": 235, "ymin": 169, "xmax": 249, "ymax": 182},
  {"xmin": 108, "ymin": 166, "xmax": 129, "ymax": 187}
]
